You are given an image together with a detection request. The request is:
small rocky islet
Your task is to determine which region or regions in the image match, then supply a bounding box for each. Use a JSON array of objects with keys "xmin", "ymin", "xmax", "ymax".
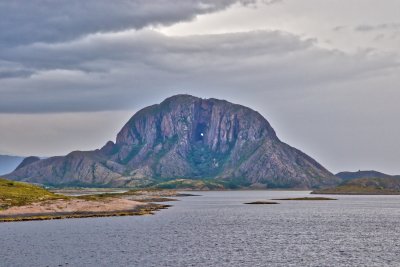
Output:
[
  {"xmin": 244, "ymin": 197, "xmax": 336, "ymax": 205},
  {"xmin": 244, "ymin": 201, "xmax": 279, "ymax": 205},
  {"xmin": 271, "ymin": 197, "xmax": 337, "ymax": 201}
]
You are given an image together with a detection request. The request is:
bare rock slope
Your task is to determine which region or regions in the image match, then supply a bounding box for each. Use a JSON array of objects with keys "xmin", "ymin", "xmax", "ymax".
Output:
[{"xmin": 6, "ymin": 95, "xmax": 339, "ymax": 188}]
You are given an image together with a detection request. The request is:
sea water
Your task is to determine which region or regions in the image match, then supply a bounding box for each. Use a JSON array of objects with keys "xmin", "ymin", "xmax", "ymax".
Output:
[{"xmin": 1, "ymin": 191, "xmax": 400, "ymax": 267}]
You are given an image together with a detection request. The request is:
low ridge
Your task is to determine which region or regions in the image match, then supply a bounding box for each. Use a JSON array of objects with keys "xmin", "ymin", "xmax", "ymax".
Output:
[{"xmin": 336, "ymin": 170, "xmax": 393, "ymax": 181}]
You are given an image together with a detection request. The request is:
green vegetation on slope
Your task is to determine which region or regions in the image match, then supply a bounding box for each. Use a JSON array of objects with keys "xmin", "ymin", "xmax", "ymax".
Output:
[
  {"xmin": 312, "ymin": 177, "xmax": 400, "ymax": 195},
  {"xmin": 0, "ymin": 178, "xmax": 63, "ymax": 209}
]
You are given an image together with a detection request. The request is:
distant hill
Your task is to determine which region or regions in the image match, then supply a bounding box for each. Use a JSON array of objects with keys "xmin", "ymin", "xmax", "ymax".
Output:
[
  {"xmin": 336, "ymin": 170, "xmax": 393, "ymax": 181},
  {"xmin": 5, "ymin": 94, "xmax": 339, "ymax": 189},
  {"xmin": 313, "ymin": 176, "xmax": 400, "ymax": 195},
  {"xmin": 314, "ymin": 170, "xmax": 400, "ymax": 194},
  {"xmin": 0, "ymin": 155, "xmax": 24, "ymax": 175}
]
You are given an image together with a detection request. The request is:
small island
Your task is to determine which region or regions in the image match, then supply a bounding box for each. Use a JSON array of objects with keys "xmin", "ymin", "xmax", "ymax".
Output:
[
  {"xmin": 272, "ymin": 197, "xmax": 337, "ymax": 201},
  {"xmin": 244, "ymin": 201, "xmax": 279, "ymax": 205}
]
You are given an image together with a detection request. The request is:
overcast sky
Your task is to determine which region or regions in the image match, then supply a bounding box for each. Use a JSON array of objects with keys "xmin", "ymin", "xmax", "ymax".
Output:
[{"xmin": 0, "ymin": 0, "xmax": 399, "ymax": 174}]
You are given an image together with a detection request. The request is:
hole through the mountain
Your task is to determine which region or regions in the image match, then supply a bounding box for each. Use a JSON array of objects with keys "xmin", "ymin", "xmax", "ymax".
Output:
[{"xmin": 195, "ymin": 123, "xmax": 207, "ymax": 141}]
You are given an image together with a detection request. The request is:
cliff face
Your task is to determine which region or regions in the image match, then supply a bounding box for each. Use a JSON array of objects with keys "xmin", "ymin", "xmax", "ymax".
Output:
[{"xmin": 6, "ymin": 95, "xmax": 339, "ymax": 188}]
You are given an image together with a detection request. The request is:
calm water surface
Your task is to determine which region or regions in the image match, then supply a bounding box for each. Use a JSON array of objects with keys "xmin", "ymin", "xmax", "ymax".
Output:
[{"xmin": 1, "ymin": 191, "xmax": 400, "ymax": 267}]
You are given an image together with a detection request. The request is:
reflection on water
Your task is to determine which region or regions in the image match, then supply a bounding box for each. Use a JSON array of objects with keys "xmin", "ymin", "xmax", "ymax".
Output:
[{"xmin": 1, "ymin": 190, "xmax": 400, "ymax": 267}]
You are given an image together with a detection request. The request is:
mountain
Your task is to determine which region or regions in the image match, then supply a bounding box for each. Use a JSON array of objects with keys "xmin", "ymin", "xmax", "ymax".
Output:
[
  {"xmin": 5, "ymin": 95, "xmax": 339, "ymax": 189},
  {"xmin": 0, "ymin": 155, "xmax": 24, "ymax": 175},
  {"xmin": 15, "ymin": 156, "xmax": 41, "ymax": 171}
]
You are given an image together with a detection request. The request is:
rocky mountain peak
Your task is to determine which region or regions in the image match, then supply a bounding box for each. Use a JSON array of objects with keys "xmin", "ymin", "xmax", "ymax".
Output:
[
  {"xmin": 5, "ymin": 94, "xmax": 339, "ymax": 189},
  {"xmin": 116, "ymin": 94, "xmax": 276, "ymax": 150}
]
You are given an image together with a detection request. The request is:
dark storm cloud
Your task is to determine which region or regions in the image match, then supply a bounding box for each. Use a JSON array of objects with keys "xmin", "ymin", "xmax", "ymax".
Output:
[
  {"xmin": 0, "ymin": 30, "xmax": 398, "ymax": 113},
  {"xmin": 0, "ymin": 0, "xmax": 254, "ymax": 46}
]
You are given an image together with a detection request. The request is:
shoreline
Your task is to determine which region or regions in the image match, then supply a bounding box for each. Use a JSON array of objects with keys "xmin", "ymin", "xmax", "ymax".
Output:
[{"xmin": 0, "ymin": 203, "xmax": 170, "ymax": 223}]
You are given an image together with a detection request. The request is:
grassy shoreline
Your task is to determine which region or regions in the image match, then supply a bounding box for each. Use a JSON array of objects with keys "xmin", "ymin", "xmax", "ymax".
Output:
[
  {"xmin": 0, "ymin": 178, "xmax": 184, "ymax": 223},
  {"xmin": 0, "ymin": 203, "xmax": 170, "ymax": 223}
]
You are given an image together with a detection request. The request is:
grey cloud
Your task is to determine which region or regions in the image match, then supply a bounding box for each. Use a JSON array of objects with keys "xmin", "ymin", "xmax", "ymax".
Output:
[
  {"xmin": 0, "ymin": 70, "xmax": 33, "ymax": 79},
  {"xmin": 248, "ymin": 0, "xmax": 283, "ymax": 6},
  {"xmin": 355, "ymin": 23, "xmax": 400, "ymax": 32},
  {"xmin": 0, "ymin": 0, "xmax": 254, "ymax": 47},
  {"xmin": 2, "ymin": 0, "xmax": 400, "ymax": 175},
  {"xmin": 263, "ymin": 0, "xmax": 282, "ymax": 3},
  {"xmin": 332, "ymin": 26, "xmax": 346, "ymax": 32},
  {"xmin": 0, "ymin": 61, "xmax": 34, "ymax": 79},
  {"xmin": 0, "ymin": 30, "xmax": 398, "ymax": 113}
]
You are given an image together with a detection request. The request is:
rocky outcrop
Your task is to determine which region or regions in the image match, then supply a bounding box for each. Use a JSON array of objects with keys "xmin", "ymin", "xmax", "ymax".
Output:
[{"xmin": 6, "ymin": 95, "xmax": 339, "ymax": 188}]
